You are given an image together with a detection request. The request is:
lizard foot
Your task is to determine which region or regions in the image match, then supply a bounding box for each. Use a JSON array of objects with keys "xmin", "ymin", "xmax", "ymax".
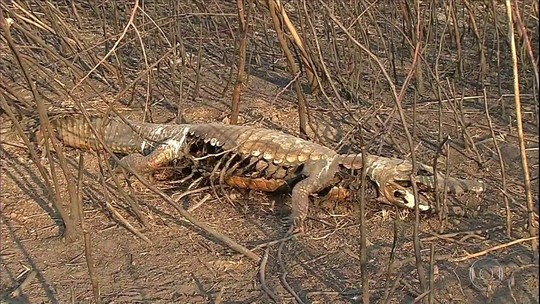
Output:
[{"xmin": 281, "ymin": 215, "xmax": 305, "ymax": 235}]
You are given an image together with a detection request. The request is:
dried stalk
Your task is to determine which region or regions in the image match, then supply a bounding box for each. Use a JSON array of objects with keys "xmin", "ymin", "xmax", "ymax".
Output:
[
  {"xmin": 231, "ymin": 0, "xmax": 251, "ymax": 124},
  {"xmin": 1, "ymin": 9, "xmax": 80, "ymax": 241},
  {"xmin": 358, "ymin": 140, "xmax": 370, "ymax": 304},
  {"xmin": 76, "ymin": 155, "xmax": 102, "ymax": 304},
  {"xmin": 267, "ymin": 0, "xmax": 308, "ymax": 136},
  {"xmin": 483, "ymin": 90, "xmax": 512, "ymax": 237},
  {"xmin": 504, "ymin": 0, "xmax": 538, "ymax": 261}
]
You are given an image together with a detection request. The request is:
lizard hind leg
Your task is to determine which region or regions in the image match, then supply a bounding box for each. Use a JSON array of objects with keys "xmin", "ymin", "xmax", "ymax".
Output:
[
  {"xmin": 218, "ymin": 153, "xmax": 242, "ymax": 206},
  {"xmin": 115, "ymin": 153, "xmax": 151, "ymax": 174},
  {"xmin": 115, "ymin": 144, "xmax": 184, "ymax": 176}
]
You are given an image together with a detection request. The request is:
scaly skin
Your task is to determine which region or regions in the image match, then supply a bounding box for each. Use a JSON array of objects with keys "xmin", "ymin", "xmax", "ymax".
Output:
[
  {"xmin": 51, "ymin": 115, "xmax": 339, "ymax": 226},
  {"xmin": 49, "ymin": 115, "xmax": 485, "ymax": 226}
]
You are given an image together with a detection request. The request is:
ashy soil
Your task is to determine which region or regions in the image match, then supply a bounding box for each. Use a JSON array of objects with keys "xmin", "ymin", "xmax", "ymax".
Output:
[
  {"xmin": 1, "ymin": 1, "xmax": 539, "ymax": 304},
  {"xmin": 2, "ymin": 91, "xmax": 538, "ymax": 304}
]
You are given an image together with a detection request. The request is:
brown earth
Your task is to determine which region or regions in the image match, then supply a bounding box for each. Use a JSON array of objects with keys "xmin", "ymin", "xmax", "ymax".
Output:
[{"xmin": 1, "ymin": 1, "xmax": 539, "ymax": 304}]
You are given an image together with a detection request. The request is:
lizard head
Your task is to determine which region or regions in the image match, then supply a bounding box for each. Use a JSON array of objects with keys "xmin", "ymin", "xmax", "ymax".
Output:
[
  {"xmin": 365, "ymin": 157, "xmax": 432, "ymax": 211},
  {"xmin": 378, "ymin": 179, "xmax": 431, "ymax": 211},
  {"xmin": 338, "ymin": 153, "xmax": 483, "ymax": 212}
]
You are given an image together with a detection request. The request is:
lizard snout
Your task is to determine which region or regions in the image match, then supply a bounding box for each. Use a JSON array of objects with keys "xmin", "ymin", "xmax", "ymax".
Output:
[{"xmin": 382, "ymin": 182, "xmax": 431, "ymax": 211}]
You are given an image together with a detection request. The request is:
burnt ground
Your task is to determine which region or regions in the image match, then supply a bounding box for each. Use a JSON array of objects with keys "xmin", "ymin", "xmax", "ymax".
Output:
[{"xmin": 1, "ymin": 1, "xmax": 539, "ymax": 304}]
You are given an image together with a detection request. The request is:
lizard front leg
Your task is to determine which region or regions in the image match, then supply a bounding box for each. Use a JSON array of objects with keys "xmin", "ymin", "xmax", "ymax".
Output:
[
  {"xmin": 288, "ymin": 158, "xmax": 339, "ymax": 231},
  {"xmin": 289, "ymin": 177, "xmax": 323, "ymax": 231}
]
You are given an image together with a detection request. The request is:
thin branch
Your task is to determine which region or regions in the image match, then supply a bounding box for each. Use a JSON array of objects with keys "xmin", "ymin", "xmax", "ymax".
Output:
[{"xmin": 504, "ymin": 0, "xmax": 539, "ymax": 261}]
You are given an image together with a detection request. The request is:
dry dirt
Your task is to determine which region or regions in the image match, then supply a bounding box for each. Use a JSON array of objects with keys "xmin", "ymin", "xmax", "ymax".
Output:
[
  {"xmin": 2, "ymin": 88, "xmax": 539, "ymax": 304},
  {"xmin": 1, "ymin": 2, "xmax": 539, "ymax": 304}
]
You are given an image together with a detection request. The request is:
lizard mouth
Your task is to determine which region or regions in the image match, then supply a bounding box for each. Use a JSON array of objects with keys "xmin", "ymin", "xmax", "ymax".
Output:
[{"xmin": 383, "ymin": 182, "xmax": 431, "ymax": 211}]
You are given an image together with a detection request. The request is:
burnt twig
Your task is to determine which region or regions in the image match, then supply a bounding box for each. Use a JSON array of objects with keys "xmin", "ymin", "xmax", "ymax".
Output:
[{"xmin": 504, "ymin": 0, "xmax": 539, "ymax": 261}]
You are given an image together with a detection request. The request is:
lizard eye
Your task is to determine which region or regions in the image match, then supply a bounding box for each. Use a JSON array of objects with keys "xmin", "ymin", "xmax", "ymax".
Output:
[{"xmin": 393, "ymin": 190, "xmax": 405, "ymax": 198}]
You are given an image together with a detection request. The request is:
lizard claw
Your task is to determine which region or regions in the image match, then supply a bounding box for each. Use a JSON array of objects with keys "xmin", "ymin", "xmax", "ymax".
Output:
[{"xmin": 282, "ymin": 215, "xmax": 304, "ymax": 235}]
